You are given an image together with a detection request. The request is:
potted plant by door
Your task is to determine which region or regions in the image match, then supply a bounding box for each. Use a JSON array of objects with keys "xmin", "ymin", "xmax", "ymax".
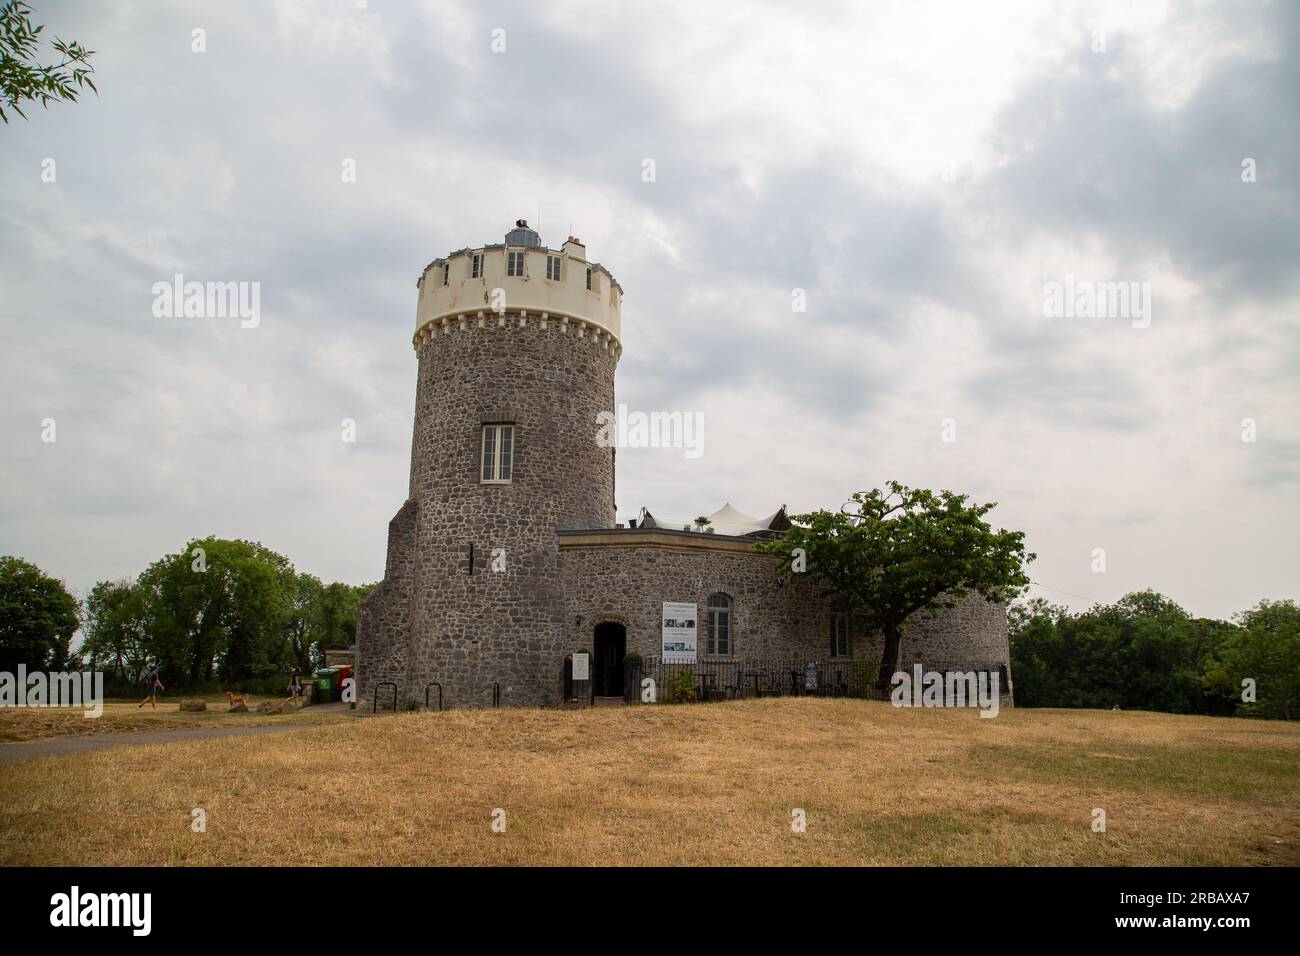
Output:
[{"xmin": 623, "ymin": 652, "xmax": 643, "ymax": 703}]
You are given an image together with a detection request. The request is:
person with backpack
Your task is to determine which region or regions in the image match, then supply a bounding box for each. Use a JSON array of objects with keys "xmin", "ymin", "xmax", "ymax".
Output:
[
  {"xmin": 137, "ymin": 663, "xmax": 164, "ymax": 709},
  {"xmin": 287, "ymin": 666, "xmax": 302, "ymax": 704}
]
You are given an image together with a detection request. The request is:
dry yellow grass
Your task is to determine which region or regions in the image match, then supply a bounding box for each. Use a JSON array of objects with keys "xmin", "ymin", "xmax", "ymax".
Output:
[
  {"xmin": 1, "ymin": 699, "xmax": 1297, "ymax": 866},
  {"xmin": 0, "ymin": 697, "xmax": 349, "ymax": 742}
]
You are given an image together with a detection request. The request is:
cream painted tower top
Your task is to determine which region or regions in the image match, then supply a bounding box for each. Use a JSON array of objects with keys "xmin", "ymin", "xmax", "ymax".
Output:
[{"xmin": 414, "ymin": 221, "xmax": 623, "ymax": 349}]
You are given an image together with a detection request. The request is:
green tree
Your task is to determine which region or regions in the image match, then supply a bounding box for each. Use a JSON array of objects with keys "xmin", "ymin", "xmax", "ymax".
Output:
[
  {"xmin": 0, "ymin": 1, "xmax": 96, "ymax": 123},
  {"xmin": 0, "ymin": 555, "xmax": 80, "ymax": 671},
  {"xmin": 216, "ymin": 540, "xmax": 286, "ymax": 682},
  {"xmin": 1008, "ymin": 597, "xmax": 1069, "ymax": 706},
  {"xmin": 1112, "ymin": 594, "xmax": 1203, "ymax": 712},
  {"xmin": 281, "ymin": 577, "xmax": 375, "ymax": 674},
  {"xmin": 81, "ymin": 578, "xmax": 149, "ymax": 680},
  {"xmin": 133, "ymin": 537, "xmax": 293, "ymax": 686},
  {"xmin": 1185, "ymin": 616, "xmax": 1242, "ymax": 717},
  {"xmin": 1205, "ymin": 600, "xmax": 1300, "ymax": 720},
  {"xmin": 317, "ymin": 580, "xmax": 374, "ymax": 651},
  {"xmin": 762, "ymin": 482, "xmax": 1033, "ymax": 689},
  {"xmin": 109, "ymin": 538, "xmax": 374, "ymax": 690},
  {"xmin": 284, "ymin": 572, "xmax": 324, "ymax": 673},
  {"xmin": 1009, "ymin": 591, "xmax": 1274, "ymax": 716},
  {"xmin": 1011, "ymin": 592, "xmax": 1193, "ymax": 710}
]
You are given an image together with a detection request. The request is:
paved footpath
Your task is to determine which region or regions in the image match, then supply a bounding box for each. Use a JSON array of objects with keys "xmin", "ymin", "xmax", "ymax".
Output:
[
  {"xmin": 0, "ymin": 725, "xmax": 319, "ymax": 767},
  {"xmin": 0, "ymin": 704, "xmax": 370, "ymax": 767}
]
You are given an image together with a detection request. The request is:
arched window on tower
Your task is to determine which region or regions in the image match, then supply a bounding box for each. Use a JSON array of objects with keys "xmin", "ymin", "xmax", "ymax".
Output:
[{"xmin": 706, "ymin": 593, "xmax": 732, "ymax": 657}]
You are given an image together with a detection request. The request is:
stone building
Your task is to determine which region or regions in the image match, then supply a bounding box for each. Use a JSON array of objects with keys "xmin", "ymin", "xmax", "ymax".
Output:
[{"xmin": 356, "ymin": 222, "xmax": 1012, "ymax": 708}]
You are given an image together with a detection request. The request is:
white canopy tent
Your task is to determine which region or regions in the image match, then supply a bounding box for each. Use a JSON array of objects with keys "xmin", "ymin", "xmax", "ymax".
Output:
[{"xmin": 633, "ymin": 502, "xmax": 787, "ymax": 536}]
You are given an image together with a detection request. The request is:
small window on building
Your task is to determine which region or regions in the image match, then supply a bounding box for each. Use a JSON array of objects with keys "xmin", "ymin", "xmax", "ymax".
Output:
[
  {"xmin": 481, "ymin": 424, "xmax": 514, "ymax": 483},
  {"xmin": 586, "ymin": 267, "xmax": 592, "ymax": 291},
  {"xmin": 471, "ymin": 253, "xmax": 483, "ymax": 279},
  {"xmin": 707, "ymin": 593, "xmax": 732, "ymax": 656},
  {"xmin": 546, "ymin": 255, "xmax": 561, "ymax": 281},
  {"xmin": 507, "ymin": 250, "xmax": 525, "ymax": 277},
  {"xmin": 442, "ymin": 262, "xmax": 450, "ymax": 286},
  {"xmin": 831, "ymin": 612, "xmax": 850, "ymax": 658}
]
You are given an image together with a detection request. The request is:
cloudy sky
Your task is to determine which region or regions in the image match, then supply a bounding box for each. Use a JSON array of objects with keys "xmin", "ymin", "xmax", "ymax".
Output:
[{"xmin": 1, "ymin": 0, "xmax": 1296, "ymax": 621}]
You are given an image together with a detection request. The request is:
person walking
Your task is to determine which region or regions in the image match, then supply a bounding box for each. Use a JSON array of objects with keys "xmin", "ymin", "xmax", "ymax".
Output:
[{"xmin": 137, "ymin": 663, "xmax": 164, "ymax": 709}]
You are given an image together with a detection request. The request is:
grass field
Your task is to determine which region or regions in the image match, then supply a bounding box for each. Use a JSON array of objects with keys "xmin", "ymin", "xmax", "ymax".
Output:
[
  {"xmin": 0, "ymin": 696, "xmax": 350, "ymax": 742},
  {"xmin": 1, "ymin": 698, "xmax": 1297, "ymax": 866}
]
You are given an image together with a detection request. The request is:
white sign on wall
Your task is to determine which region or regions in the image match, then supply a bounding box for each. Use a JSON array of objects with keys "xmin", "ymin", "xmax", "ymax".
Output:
[
  {"xmin": 661, "ymin": 601, "xmax": 698, "ymax": 664},
  {"xmin": 572, "ymin": 652, "xmax": 590, "ymax": 681}
]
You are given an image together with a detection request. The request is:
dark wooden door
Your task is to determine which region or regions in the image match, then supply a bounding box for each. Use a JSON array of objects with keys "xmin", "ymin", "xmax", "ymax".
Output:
[{"xmin": 593, "ymin": 622, "xmax": 626, "ymax": 697}]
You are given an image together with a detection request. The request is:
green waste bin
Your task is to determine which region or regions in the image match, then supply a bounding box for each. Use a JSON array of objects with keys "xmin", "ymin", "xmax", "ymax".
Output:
[{"xmin": 315, "ymin": 669, "xmax": 335, "ymax": 704}]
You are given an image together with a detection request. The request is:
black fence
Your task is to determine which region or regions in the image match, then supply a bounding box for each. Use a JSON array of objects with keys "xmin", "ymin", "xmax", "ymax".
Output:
[{"xmin": 631, "ymin": 657, "xmax": 1011, "ymax": 705}]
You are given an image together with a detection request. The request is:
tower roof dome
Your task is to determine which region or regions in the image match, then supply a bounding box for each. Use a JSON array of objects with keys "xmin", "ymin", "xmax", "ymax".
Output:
[{"xmin": 504, "ymin": 219, "xmax": 541, "ymax": 248}]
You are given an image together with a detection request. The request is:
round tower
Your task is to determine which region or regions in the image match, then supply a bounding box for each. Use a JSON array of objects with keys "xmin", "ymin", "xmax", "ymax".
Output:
[{"xmin": 358, "ymin": 221, "xmax": 623, "ymax": 708}]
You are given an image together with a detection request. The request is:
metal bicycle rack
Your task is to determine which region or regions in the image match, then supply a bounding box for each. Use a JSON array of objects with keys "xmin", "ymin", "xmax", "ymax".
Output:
[
  {"xmin": 425, "ymin": 682, "xmax": 443, "ymax": 711},
  {"xmin": 491, "ymin": 682, "xmax": 501, "ymax": 708},
  {"xmin": 373, "ymin": 681, "xmax": 398, "ymax": 713}
]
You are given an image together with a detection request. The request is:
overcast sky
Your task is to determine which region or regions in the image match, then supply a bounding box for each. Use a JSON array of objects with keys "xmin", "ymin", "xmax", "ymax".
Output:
[{"xmin": 1, "ymin": 0, "xmax": 1296, "ymax": 621}]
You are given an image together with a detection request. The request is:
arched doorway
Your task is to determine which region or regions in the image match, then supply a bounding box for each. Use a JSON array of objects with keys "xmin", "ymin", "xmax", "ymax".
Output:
[{"xmin": 593, "ymin": 621, "xmax": 626, "ymax": 698}]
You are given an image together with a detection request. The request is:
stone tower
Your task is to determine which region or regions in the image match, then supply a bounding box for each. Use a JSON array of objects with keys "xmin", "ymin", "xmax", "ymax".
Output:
[{"xmin": 357, "ymin": 222, "xmax": 623, "ymax": 708}]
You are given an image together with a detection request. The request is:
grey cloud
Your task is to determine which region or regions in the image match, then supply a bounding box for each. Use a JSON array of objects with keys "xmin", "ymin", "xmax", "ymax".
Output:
[
  {"xmin": 1, "ymin": 0, "xmax": 1296, "ymax": 620},
  {"xmin": 983, "ymin": 15, "xmax": 1300, "ymax": 306}
]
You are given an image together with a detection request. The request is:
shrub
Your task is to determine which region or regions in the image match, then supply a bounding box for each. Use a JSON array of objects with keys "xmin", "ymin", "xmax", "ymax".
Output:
[{"xmin": 665, "ymin": 670, "xmax": 695, "ymax": 703}]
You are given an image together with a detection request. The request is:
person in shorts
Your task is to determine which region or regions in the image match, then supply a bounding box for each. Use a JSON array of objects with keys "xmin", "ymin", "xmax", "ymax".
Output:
[{"xmin": 137, "ymin": 664, "xmax": 164, "ymax": 709}]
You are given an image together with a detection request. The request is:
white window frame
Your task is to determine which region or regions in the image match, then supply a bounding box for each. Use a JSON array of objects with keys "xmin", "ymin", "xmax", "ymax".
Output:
[
  {"xmin": 471, "ymin": 253, "xmax": 483, "ymax": 279},
  {"xmin": 507, "ymin": 250, "xmax": 525, "ymax": 277},
  {"xmin": 706, "ymin": 593, "xmax": 732, "ymax": 657},
  {"xmin": 546, "ymin": 255, "xmax": 561, "ymax": 281},
  {"xmin": 442, "ymin": 262, "xmax": 450, "ymax": 286},
  {"xmin": 480, "ymin": 424, "xmax": 514, "ymax": 483},
  {"xmin": 586, "ymin": 267, "xmax": 593, "ymax": 291}
]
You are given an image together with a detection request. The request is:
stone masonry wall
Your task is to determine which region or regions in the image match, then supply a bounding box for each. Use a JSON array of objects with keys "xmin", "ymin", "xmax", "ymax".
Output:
[
  {"xmin": 357, "ymin": 313, "xmax": 617, "ymax": 709},
  {"xmin": 356, "ymin": 497, "xmax": 416, "ymax": 702},
  {"xmin": 558, "ymin": 538, "xmax": 1012, "ymax": 694},
  {"xmin": 355, "ymin": 300, "xmax": 1012, "ymax": 709}
]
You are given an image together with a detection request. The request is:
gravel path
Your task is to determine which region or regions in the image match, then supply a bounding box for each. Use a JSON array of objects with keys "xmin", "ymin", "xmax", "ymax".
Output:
[
  {"xmin": 0, "ymin": 702, "xmax": 372, "ymax": 767},
  {"xmin": 0, "ymin": 724, "xmax": 325, "ymax": 766}
]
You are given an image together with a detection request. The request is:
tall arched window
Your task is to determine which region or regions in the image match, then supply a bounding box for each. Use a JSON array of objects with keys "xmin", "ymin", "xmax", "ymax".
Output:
[{"xmin": 706, "ymin": 593, "xmax": 732, "ymax": 656}]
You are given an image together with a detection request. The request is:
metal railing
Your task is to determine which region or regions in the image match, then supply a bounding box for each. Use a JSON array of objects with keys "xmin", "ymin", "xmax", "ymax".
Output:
[
  {"xmin": 372, "ymin": 681, "xmax": 398, "ymax": 712},
  {"xmin": 637, "ymin": 657, "xmax": 1010, "ymax": 705}
]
